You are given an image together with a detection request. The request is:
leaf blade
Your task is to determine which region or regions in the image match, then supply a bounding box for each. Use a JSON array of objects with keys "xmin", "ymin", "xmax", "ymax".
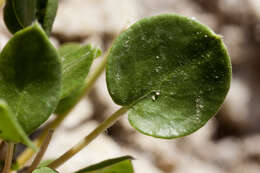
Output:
[
  {"xmin": 0, "ymin": 100, "xmax": 36, "ymax": 150},
  {"xmin": 74, "ymin": 156, "xmax": 134, "ymax": 173},
  {"xmin": 106, "ymin": 14, "xmax": 231, "ymax": 138},
  {"xmin": 0, "ymin": 24, "xmax": 62, "ymax": 134}
]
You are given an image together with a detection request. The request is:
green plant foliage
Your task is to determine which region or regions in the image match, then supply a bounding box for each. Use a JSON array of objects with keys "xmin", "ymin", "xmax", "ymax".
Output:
[
  {"xmin": 32, "ymin": 167, "xmax": 58, "ymax": 173},
  {"xmin": 55, "ymin": 85, "xmax": 84, "ymax": 114},
  {"xmin": 11, "ymin": 0, "xmax": 36, "ymax": 27},
  {"xmin": 3, "ymin": 0, "xmax": 23, "ymax": 34},
  {"xmin": 75, "ymin": 156, "xmax": 134, "ymax": 173},
  {"xmin": 106, "ymin": 14, "xmax": 231, "ymax": 139},
  {"xmin": 0, "ymin": 24, "xmax": 62, "ymax": 134},
  {"xmin": 59, "ymin": 43, "xmax": 101, "ymax": 99},
  {"xmin": 55, "ymin": 43, "xmax": 101, "ymax": 114},
  {"xmin": 0, "ymin": 100, "xmax": 36, "ymax": 149},
  {"xmin": 36, "ymin": 0, "xmax": 58, "ymax": 35}
]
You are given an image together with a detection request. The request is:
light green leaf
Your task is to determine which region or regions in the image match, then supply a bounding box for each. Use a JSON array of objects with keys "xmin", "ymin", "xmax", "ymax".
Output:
[
  {"xmin": 36, "ymin": 0, "xmax": 58, "ymax": 35},
  {"xmin": 55, "ymin": 85, "xmax": 84, "ymax": 114},
  {"xmin": 106, "ymin": 14, "xmax": 231, "ymax": 139},
  {"xmin": 0, "ymin": 100, "xmax": 36, "ymax": 150},
  {"xmin": 59, "ymin": 43, "xmax": 101, "ymax": 99},
  {"xmin": 75, "ymin": 156, "xmax": 134, "ymax": 173},
  {"xmin": 32, "ymin": 167, "xmax": 58, "ymax": 173},
  {"xmin": 3, "ymin": 0, "xmax": 23, "ymax": 34},
  {"xmin": 0, "ymin": 24, "xmax": 62, "ymax": 134},
  {"xmin": 54, "ymin": 43, "xmax": 101, "ymax": 114}
]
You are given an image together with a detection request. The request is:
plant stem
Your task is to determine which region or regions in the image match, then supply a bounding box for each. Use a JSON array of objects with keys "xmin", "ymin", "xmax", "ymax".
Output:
[
  {"xmin": 2, "ymin": 142, "xmax": 14, "ymax": 173},
  {"xmin": 17, "ymin": 113, "xmax": 67, "ymax": 167},
  {"xmin": 48, "ymin": 106, "xmax": 129, "ymax": 169},
  {"xmin": 26, "ymin": 130, "xmax": 54, "ymax": 173}
]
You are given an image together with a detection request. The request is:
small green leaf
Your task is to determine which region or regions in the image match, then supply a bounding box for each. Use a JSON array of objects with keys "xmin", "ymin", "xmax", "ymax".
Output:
[
  {"xmin": 32, "ymin": 167, "xmax": 58, "ymax": 173},
  {"xmin": 59, "ymin": 43, "xmax": 101, "ymax": 99},
  {"xmin": 55, "ymin": 85, "xmax": 84, "ymax": 114},
  {"xmin": 75, "ymin": 156, "xmax": 134, "ymax": 173},
  {"xmin": 58, "ymin": 43, "xmax": 81, "ymax": 57},
  {"xmin": 36, "ymin": 0, "xmax": 58, "ymax": 35},
  {"xmin": 11, "ymin": 0, "xmax": 37, "ymax": 27},
  {"xmin": 106, "ymin": 14, "xmax": 231, "ymax": 139},
  {"xmin": 0, "ymin": 100, "xmax": 36, "ymax": 150},
  {"xmin": 3, "ymin": 0, "xmax": 23, "ymax": 34},
  {"xmin": 0, "ymin": 24, "xmax": 62, "ymax": 134}
]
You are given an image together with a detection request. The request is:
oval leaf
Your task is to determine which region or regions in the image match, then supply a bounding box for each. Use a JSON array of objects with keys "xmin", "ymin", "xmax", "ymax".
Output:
[
  {"xmin": 32, "ymin": 167, "xmax": 58, "ymax": 173},
  {"xmin": 3, "ymin": 0, "xmax": 23, "ymax": 34},
  {"xmin": 59, "ymin": 43, "xmax": 101, "ymax": 99},
  {"xmin": 11, "ymin": 0, "xmax": 36, "ymax": 27},
  {"xmin": 0, "ymin": 100, "xmax": 36, "ymax": 150},
  {"xmin": 75, "ymin": 156, "xmax": 134, "ymax": 173},
  {"xmin": 0, "ymin": 24, "xmax": 62, "ymax": 134},
  {"xmin": 106, "ymin": 14, "xmax": 231, "ymax": 138},
  {"xmin": 36, "ymin": 0, "xmax": 58, "ymax": 35}
]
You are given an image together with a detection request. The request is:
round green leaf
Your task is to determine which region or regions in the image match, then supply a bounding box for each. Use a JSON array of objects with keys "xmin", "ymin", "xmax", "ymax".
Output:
[
  {"xmin": 106, "ymin": 14, "xmax": 231, "ymax": 139},
  {"xmin": 0, "ymin": 24, "xmax": 62, "ymax": 134}
]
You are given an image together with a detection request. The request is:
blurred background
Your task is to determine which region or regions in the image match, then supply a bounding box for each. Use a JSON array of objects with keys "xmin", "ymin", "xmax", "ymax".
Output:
[{"xmin": 1, "ymin": 0, "xmax": 260, "ymax": 172}]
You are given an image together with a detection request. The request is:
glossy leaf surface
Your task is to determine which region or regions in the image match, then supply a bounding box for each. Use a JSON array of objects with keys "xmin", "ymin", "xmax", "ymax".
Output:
[
  {"xmin": 59, "ymin": 43, "xmax": 101, "ymax": 99},
  {"xmin": 106, "ymin": 14, "xmax": 231, "ymax": 138},
  {"xmin": 32, "ymin": 167, "xmax": 58, "ymax": 173},
  {"xmin": 0, "ymin": 100, "xmax": 36, "ymax": 149},
  {"xmin": 0, "ymin": 24, "xmax": 61, "ymax": 134},
  {"xmin": 75, "ymin": 156, "xmax": 134, "ymax": 173},
  {"xmin": 36, "ymin": 0, "xmax": 58, "ymax": 35}
]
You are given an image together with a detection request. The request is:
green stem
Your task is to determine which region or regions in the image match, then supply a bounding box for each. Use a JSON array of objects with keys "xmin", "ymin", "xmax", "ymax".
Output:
[
  {"xmin": 2, "ymin": 142, "xmax": 14, "ymax": 173},
  {"xmin": 26, "ymin": 130, "xmax": 54, "ymax": 173},
  {"xmin": 48, "ymin": 106, "xmax": 129, "ymax": 169},
  {"xmin": 81, "ymin": 53, "xmax": 107, "ymax": 96}
]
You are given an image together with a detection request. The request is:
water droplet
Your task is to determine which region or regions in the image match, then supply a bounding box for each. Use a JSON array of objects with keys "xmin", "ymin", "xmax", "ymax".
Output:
[{"xmin": 156, "ymin": 91, "xmax": 160, "ymax": 96}]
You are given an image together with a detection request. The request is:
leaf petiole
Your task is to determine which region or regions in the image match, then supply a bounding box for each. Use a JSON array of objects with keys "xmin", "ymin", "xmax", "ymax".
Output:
[{"xmin": 48, "ymin": 106, "xmax": 129, "ymax": 169}]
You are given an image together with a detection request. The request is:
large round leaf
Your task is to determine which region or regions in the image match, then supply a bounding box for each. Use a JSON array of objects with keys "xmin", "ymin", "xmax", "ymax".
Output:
[
  {"xmin": 0, "ymin": 24, "xmax": 62, "ymax": 134},
  {"xmin": 106, "ymin": 14, "xmax": 231, "ymax": 138}
]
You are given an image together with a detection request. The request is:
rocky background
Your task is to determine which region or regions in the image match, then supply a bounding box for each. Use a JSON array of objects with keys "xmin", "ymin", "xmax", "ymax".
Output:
[{"xmin": 1, "ymin": 0, "xmax": 260, "ymax": 172}]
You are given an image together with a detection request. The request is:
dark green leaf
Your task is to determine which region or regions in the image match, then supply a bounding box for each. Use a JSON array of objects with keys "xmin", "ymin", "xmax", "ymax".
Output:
[
  {"xmin": 0, "ymin": 24, "xmax": 62, "ymax": 134},
  {"xmin": 3, "ymin": 0, "xmax": 23, "ymax": 34},
  {"xmin": 75, "ymin": 156, "xmax": 134, "ymax": 173},
  {"xmin": 106, "ymin": 14, "xmax": 231, "ymax": 139},
  {"xmin": 11, "ymin": 0, "xmax": 37, "ymax": 27},
  {"xmin": 36, "ymin": 0, "xmax": 58, "ymax": 35},
  {"xmin": 59, "ymin": 44, "xmax": 101, "ymax": 99},
  {"xmin": 32, "ymin": 167, "xmax": 58, "ymax": 173},
  {"xmin": 0, "ymin": 100, "xmax": 36, "ymax": 149}
]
